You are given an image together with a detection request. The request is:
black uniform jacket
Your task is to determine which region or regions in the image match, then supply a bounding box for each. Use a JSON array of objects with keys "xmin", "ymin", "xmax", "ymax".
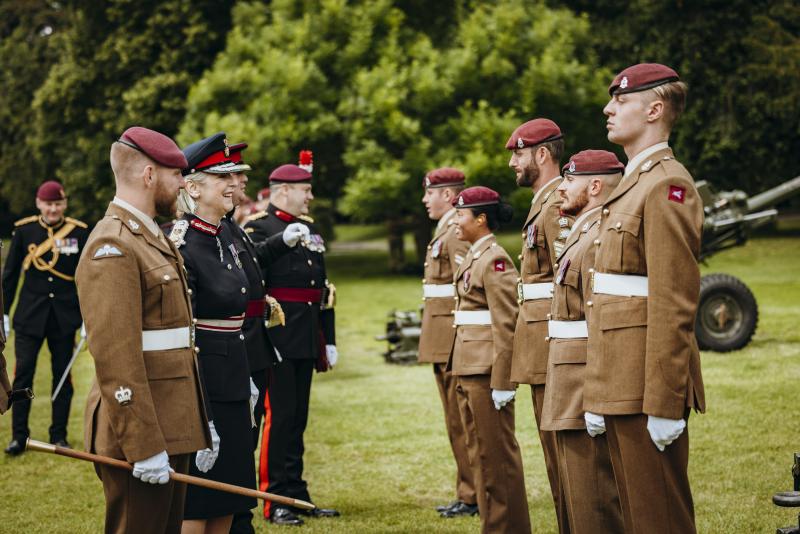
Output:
[
  {"xmin": 244, "ymin": 204, "xmax": 335, "ymax": 361},
  {"xmin": 2, "ymin": 215, "xmax": 89, "ymax": 337}
]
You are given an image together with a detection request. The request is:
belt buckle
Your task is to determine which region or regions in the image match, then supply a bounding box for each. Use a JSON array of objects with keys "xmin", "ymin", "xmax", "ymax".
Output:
[
  {"xmin": 517, "ymin": 282, "xmax": 524, "ymax": 303},
  {"xmin": 590, "ymin": 271, "xmax": 595, "ymax": 293}
]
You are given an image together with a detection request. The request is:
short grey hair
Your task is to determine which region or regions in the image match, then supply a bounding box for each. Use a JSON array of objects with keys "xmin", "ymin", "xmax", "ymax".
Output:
[{"xmin": 176, "ymin": 171, "xmax": 211, "ymax": 214}]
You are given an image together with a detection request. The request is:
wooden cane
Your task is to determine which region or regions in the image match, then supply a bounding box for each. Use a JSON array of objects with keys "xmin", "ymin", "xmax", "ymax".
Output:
[{"xmin": 26, "ymin": 438, "xmax": 315, "ymax": 510}]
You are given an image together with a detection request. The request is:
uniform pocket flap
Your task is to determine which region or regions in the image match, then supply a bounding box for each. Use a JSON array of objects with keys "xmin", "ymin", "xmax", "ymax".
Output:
[
  {"xmin": 600, "ymin": 298, "xmax": 647, "ymax": 330},
  {"xmin": 460, "ymin": 326, "xmax": 493, "ymax": 342},
  {"xmin": 550, "ymin": 340, "xmax": 587, "ymax": 364},
  {"xmin": 196, "ymin": 338, "xmax": 228, "ymax": 356},
  {"xmin": 427, "ymin": 298, "xmax": 455, "ymax": 317},
  {"xmin": 606, "ymin": 212, "xmax": 642, "ymax": 236},
  {"xmin": 560, "ymin": 268, "xmax": 580, "ymax": 288},
  {"xmin": 522, "ymin": 298, "xmax": 552, "ymax": 323},
  {"xmin": 143, "ymin": 350, "xmax": 191, "ymax": 380},
  {"xmin": 143, "ymin": 264, "xmax": 179, "ymax": 289}
]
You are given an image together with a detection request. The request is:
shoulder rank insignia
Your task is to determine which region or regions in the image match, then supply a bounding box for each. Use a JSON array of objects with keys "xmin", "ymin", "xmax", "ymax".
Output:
[
  {"xmin": 246, "ymin": 210, "xmax": 268, "ymax": 222},
  {"xmin": 558, "ymin": 228, "xmax": 570, "ymax": 240},
  {"xmin": 93, "ymin": 244, "xmax": 123, "ymax": 259},
  {"xmin": 14, "ymin": 215, "xmax": 38, "ymax": 227},
  {"xmin": 558, "ymin": 217, "xmax": 570, "ymax": 228},
  {"xmin": 114, "ymin": 386, "xmax": 132, "ymax": 406},
  {"xmin": 169, "ymin": 220, "xmax": 189, "ymax": 247},
  {"xmin": 454, "ymin": 253, "xmax": 465, "ymax": 265},
  {"xmin": 641, "ymin": 160, "xmax": 653, "ymax": 171},
  {"xmin": 553, "ymin": 241, "xmax": 564, "ymax": 257},
  {"xmin": 297, "ymin": 214, "xmax": 315, "ymax": 224}
]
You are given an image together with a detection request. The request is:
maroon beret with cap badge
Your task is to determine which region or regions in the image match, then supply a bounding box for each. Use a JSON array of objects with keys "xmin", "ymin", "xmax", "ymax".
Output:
[
  {"xmin": 36, "ymin": 180, "xmax": 66, "ymax": 201},
  {"xmin": 563, "ymin": 150, "xmax": 625, "ymax": 176},
  {"xmin": 118, "ymin": 126, "xmax": 188, "ymax": 169},
  {"xmin": 453, "ymin": 186, "xmax": 500, "ymax": 208},
  {"xmin": 269, "ymin": 164, "xmax": 312, "ymax": 183},
  {"xmin": 423, "ymin": 167, "xmax": 466, "ymax": 189},
  {"xmin": 608, "ymin": 63, "xmax": 680, "ymax": 96},
  {"xmin": 505, "ymin": 118, "xmax": 562, "ymax": 150}
]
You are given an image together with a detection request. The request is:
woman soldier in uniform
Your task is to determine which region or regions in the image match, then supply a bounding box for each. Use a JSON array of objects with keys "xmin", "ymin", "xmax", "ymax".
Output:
[
  {"xmin": 172, "ymin": 167, "xmax": 257, "ymax": 534},
  {"xmin": 450, "ymin": 186, "xmax": 531, "ymax": 534}
]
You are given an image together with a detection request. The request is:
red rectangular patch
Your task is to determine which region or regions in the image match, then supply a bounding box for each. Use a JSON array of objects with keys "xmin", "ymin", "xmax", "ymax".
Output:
[
  {"xmin": 668, "ymin": 185, "xmax": 686, "ymax": 204},
  {"xmin": 494, "ymin": 259, "xmax": 506, "ymax": 272}
]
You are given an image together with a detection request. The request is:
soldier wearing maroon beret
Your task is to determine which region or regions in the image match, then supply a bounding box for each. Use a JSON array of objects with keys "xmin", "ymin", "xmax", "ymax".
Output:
[
  {"xmin": 418, "ymin": 168, "xmax": 477, "ymax": 518},
  {"xmin": 3, "ymin": 179, "xmax": 88, "ymax": 456},
  {"xmin": 584, "ymin": 63, "xmax": 705, "ymax": 533},
  {"xmin": 76, "ymin": 126, "xmax": 211, "ymax": 533},
  {"xmin": 505, "ymin": 117, "xmax": 572, "ymax": 532}
]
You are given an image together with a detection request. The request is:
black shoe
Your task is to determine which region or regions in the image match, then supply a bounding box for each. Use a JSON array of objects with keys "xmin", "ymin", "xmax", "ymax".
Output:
[
  {"xmin": 440, "ymin": 502, "xmax": 479, "ymax": 518},
  {"xmin": 269, "ymin": 507, "xmax": 304, "ymax": 526},
  {"xmin": 50, "ymin": 439, "xmax": 71, "ymax": 449},
  {"xmin": 4, "ymin": 439, "xmax": 25, "ymax": 456},
  {"xmin": 295, "ymin": 506, "xmax": 340, "ymax": 518},
  {"xmin": 436, "ymin": 500, "xmax": 461, "ymax": 513}
]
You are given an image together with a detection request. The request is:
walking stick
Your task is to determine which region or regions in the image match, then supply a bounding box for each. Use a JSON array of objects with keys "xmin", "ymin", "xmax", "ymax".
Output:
[{"xmin": 26, "ymin": 439, "xmax": 315, "ymax": 510}]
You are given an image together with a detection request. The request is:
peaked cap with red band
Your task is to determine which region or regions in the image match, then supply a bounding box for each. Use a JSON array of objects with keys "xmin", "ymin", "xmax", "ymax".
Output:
[
  {"xmin": 505, "ymin": 118, "xmax": 562, "ymax": 150},
  {"xmin": 182, "ymin": 132, "xmax": 251, "ymax": 176},
  {"xmin": 453, "ymin": 186, "xmax": 500, "ymax": 208},
  {"xmin": 229, "ymin": 142, "xmax": 252, "ymax": 170},
  {"xmin": 118, "ymin": 126, "xmax": 188, "ymax": 169},
  {"xmin": 423, "ymin": 167, "xmax": 465, "ymax": 189},
  {"xmin": 563, "ymin": 150, "xmax": 624, "ymax": 176},
  {"xmin": 270, "ymin": 164, "xmax": 312, "ymax": 183},
  {"xmin": 36, "ymin": 180, "xmax": 66, "ymax": 201},
  {"xmin": 608, "ymin": 63, "xmax": 680, "ymax": 96}
]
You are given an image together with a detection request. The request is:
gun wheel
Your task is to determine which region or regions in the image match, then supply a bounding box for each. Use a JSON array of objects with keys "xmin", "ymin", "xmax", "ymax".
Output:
[{"xmin": 696, "ymin": 273, "xmax": 758, "ymax": 352}]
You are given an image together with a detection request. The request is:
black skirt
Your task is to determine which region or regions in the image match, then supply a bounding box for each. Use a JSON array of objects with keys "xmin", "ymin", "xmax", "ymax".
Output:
[{"xmin": 184, "ymin": 400, "xmax": 257, "ymax": 519}]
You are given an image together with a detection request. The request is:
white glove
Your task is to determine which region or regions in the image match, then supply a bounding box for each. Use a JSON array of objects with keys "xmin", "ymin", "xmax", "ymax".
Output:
[
  {"xmin": 282, "ymin": 222, "xmax": 310, "ymax": 247},
  {"xmin": 647, "ymin": 415, "xmax": 686, "ymax": 452},
  {"xmin": 326, "ymin": 345, "xmax": 338, "ymax": 367},
  {"xmin": 195, "ymin": 421, "xmax": 221, "ymax": 473},
  {"xmin": 491, "ymin": 389, "xmax": 516, "ymax": 410},
  {"xmin": 3, "ymin": 314, "xmax": 9, "ymax": 338},
  {"xmin": 249, "ymin": 378, "xmax": 260, "ymax": 428},
  {"xmin": 585, "ymin": 411, "xmax": 606, "ymax": 437},
  {"xmin": 132, "ymin": 450, "xmax": 172, "ymax": 484},
  {"xmin": 80, "ymin": 322, "xmax": 87, "ymax": 339}
]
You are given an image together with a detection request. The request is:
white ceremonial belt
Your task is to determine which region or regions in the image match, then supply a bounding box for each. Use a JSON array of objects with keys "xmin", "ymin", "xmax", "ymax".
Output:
[
  {"xmin": 195, "ymin": 316, "xmax": 245, "ymax": 332},
  {"xmin": 521, "ymin": 282, "xmax": 553, "ymax": 301},
  {"xmin": 141, "ymin": 327, "xmax": 191, "ymax": 351},
  {"xmin": 422, "ymin": 284, "xmax": 456, "ymax": 298},
  {"xmin": 548, "ymin": 320, "xmax": 588, "ymax": 339},
  {"xmin": 453, "ymin": 310, "xmax": 492, "ymax": 326},
  {"xmin": 593, "ymin": 273, "xmax": 649, "ymax": 297}
]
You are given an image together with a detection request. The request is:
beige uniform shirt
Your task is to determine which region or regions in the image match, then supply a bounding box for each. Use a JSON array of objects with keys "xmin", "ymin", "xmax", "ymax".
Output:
[
  {"xmin": 583, "ymin": 146, "xmax": 705, "ymax": 420},
  {"xmin": 419, "ymin": 210, "xmax": 469, "ymax": 363}
]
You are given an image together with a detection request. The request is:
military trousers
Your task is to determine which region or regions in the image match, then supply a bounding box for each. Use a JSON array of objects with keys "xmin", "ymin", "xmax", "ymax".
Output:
[
  {"xmin": 532, "ymin": 383, "xmax": 569, "ymax": 533},
  {"xmin": 456, "ymin": 375, "xmax": 531, "ymax": 534},
  {"xmin": 260, "ymin": 358, "xmax": 314, "ymax": 518},
  {"xmin": 433, "ymin": 362, "xmax": 478, "ymax": 506},
  {"xmin": 605, "ymin": 413, "xmax": 695, "ymax": 534},
  {"xmin": 11, "ymin": 323, "xmax": 75, "ymax": 442}
]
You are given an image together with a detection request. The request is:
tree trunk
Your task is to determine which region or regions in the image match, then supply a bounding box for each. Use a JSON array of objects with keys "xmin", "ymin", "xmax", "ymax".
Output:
[
  {"xmin": 412, "ymin": 211, "xmax": 432, "ymax": 266},
  {"xmin": 386, "ymin": 218, "xmax": 405, "ymax": 272}
]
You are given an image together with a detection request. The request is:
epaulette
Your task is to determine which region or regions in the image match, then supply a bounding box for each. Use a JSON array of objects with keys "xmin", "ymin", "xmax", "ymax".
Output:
[
  {"xmin": 246, "ymin": 210, "xmax": 268, "ymax": 222},
  {"xmin": 169, "ymin": 219, "xmax": 189, "ymax": 248},
  {"xmin": 65, "ymin": 216, "xmax": 88, "ymax": 229},
  {"xmin": 14, "ymin": 215, "xmax": 38, "ymax": 227},
  {"xmin": 297, "ymin": 214, "xmax": 314, "ymax": 224}
]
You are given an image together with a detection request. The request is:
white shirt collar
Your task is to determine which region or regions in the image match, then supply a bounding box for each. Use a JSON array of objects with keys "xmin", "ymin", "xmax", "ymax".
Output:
[
  {"xmin": 624, "ymin": 142, "xmax": 669, "ymax": 178},
  {"xmin": 566, "ymin": 206, "xmax": 602, "ymax": 242},
  {"xmin": 112, "ymin": 196, "xmax": 161, "ymax": 237},
  {"xmin": 532, "ymin": 175, "xmax": 563, "ymax": 205},
  {"xmin": 436, "ymin": 208, "xmax": 457, "ymax": 233},
  {"xmin": 470, "ymin": 233, "xmax": 494, "ymax": 253}
]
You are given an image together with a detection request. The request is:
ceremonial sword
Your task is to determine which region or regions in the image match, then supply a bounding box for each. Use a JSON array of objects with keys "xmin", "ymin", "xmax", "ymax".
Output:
[{"xmin": 51, "ymin": 327, "xmax": 86, "ymax": 401}]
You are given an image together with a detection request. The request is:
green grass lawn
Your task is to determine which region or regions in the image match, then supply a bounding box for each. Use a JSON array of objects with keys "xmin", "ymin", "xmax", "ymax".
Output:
[{"xmin": 1, "ymin": 228, "xmax": 799, "ymax": 533}]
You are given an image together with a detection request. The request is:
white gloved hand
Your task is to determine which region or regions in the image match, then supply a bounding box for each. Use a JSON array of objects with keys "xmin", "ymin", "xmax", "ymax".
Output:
[
  {"xmin": 585, "ymin": 411, "xmax": 606, "ymax": 437},
  {"xmin": 3, "ymin": 314, "xmax": 10, "ymax": 338},
  {"xmin": 195, "ymin": 421, "xmax": 221, "ymax": 473},
  {"xmin": 491, "ymin": 389, "xmax": 516, "ymax": 410},
  {"xmin": 80, "ymin": 322, "xmax": 87, "ymax": 339},
  {"xmin": 647, "ymin": 415, "xmax": 686, "ymax": 452},
  {"xmin": 249, "ymin": 378, "xmax": 260, "ymax": 427},
  {"xmin": 282, "ymin": 222, "xmax": 310, "ymax": 247},
  {"xmin": 326, "ymin": 345, "xmax": 338, "ymax": 367},
  {"xmin": 132, "ymin": 450, "xmax": 172, "ymax": 485}
]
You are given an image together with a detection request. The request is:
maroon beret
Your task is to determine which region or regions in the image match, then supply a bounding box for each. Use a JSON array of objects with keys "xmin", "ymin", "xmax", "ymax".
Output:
[
  {"xmin": 36, "ymin": 180, "xmax": 66, "ymax": 201},
  {"xmin": 118, "ymin": 126, "xmax": 188, "ymax": 169},
  {"xmin": 563, "ymin": 150, "xmax": 624, "ymax": 176},
  {"xmin": 505, "ymin": 118, "xmax": 562, "ymax": 150},
  {"xmin": 269, "ymin": 164, "xmax": 312, "ymax": 183},
  {"xmin": 608, "ymin": 63, "xmax": 680, "ymax": 96},
  {"xmin": 453, "ymin": 186, "xmax": 500, "ymax": 208},
  {"xmin": 423, "ymin": 167, "xmax": 466, "ymax": 189}
]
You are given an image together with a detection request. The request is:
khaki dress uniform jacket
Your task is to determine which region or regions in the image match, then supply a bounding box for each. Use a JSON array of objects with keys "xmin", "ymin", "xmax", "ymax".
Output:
[
  {"xmin": 510, "ymin": 175, "xmax": 572, "ymax": 534},
  {"xmin": 451, "ymin": 235, "xmax": 530, "ymax": 534},
  {"xmin": 541, "ymin": 209, "xmax": 623, "ymax": 534},
  {"xmin": 77, "ymin": 203, "xmax": 210, "ymax": 534},
  {"xmin": 583, "ymin": 147, "xmax": 704, "ymax": 534},
  {"xmin": 418, "ymin": 210, "xmax": 476, "ymax": 506}
]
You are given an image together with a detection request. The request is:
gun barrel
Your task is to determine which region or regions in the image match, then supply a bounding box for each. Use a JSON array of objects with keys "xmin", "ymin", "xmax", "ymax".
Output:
[{"xmin": 746, "ymin": 175, "xmax": 800, "ymax": 213}]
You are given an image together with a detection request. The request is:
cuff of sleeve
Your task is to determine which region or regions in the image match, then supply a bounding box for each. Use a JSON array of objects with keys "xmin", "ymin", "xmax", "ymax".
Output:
[{"xmin": 643, "ymin": 388, "xmax": 687, "ymax": 420}]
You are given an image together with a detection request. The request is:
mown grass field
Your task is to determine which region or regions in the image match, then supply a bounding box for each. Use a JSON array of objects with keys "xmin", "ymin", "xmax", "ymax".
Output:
[{"xmin": 1, "ymin": 225, "xmax": 799, "ymax": 533}]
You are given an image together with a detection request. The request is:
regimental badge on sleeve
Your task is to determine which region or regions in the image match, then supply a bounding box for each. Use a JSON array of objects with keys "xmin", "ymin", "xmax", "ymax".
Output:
[
  {"xmin": 668, "ymin": 185, "xmax": 686, "ymax": 204},
  {"xmin": 93, "ymin": 244, "xmax": 123, "ymax": 259},
  {"xmin": 494, "ymin": 259, "xmax": 506, "ymax": 272}
]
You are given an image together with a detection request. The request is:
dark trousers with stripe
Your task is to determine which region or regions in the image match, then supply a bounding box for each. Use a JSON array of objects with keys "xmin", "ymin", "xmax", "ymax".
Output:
[
  {"xmin": 259, "ymin": 358, "xmax": 314, "ymax": 518},
  {"xmin": 11, "ymin": 314, "xmax": 75, "ymax": 442},
  {"xmin": 229, "ymin": 369, "xmax": 268, "ymax": 534}
]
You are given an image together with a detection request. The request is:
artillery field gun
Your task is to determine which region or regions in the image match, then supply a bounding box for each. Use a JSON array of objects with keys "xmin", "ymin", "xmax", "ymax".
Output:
[{"xmin": 378, "ymin": 176, "xmax": 800, "ymax": 362}]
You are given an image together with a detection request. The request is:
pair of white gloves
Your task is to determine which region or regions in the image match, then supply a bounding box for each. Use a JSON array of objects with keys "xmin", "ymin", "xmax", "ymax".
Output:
[
  {"xmin": 134, "ymin": 419, "xmax": 222, "ymax": 485},
  {"xmin": 585, "ymin": 411, "xmax": 686, "ymax": 451}
]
